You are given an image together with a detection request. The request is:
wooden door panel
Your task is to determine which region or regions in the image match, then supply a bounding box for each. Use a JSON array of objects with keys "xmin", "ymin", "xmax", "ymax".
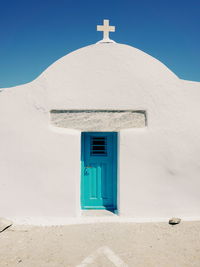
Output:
[{"xmin": 81, "ymin": 132, "xmax": 117, "ymax": 210}]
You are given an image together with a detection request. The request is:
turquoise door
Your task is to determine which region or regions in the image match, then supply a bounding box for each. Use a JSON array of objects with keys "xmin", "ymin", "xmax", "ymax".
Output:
[{"xmin": 81, "ymin": 132, "xmax": 117, "ymax": 210}]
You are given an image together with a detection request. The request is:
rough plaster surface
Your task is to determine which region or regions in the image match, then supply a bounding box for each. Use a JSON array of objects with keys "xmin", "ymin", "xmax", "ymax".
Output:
[
  {"xmin": 1, "ymin": 42, "xmax": 200, "ymax": 224},
  {"xmin": 50, "ymin": 110, "xmax": 146, "ymax": 131}
]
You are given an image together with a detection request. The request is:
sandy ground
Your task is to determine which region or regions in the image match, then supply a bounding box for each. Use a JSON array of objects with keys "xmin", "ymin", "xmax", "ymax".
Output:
[{"xmin": 0, "ymin": 221, "xmax": 200, "ymax": 267}]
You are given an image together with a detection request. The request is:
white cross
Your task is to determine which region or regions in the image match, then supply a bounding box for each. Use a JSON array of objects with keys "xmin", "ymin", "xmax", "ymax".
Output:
[{"xmin": 97, "ymin": 19, "xmax": 115, "ymax": 42}]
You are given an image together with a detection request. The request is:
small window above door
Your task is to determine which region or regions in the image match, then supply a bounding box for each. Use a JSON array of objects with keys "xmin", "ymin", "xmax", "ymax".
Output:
[{"xmin": 90, "ymin": 137, "xmax": 107, "ymax": 156}]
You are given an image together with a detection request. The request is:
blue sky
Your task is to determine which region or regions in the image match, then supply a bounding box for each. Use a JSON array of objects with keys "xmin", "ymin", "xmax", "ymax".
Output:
[{"xmin": 0, "ymin": 0, "xmax": 199, "ymax": 88}]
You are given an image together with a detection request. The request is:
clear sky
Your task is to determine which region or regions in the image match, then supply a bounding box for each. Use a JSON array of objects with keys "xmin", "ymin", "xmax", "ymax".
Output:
[{"xmin": 0, "ymin": 0, "xmax": 199, "ymax": 88}]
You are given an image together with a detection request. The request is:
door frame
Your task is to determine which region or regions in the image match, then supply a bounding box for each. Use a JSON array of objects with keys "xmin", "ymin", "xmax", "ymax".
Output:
[{"xmin": 80, "ymin": 132, "xmax": 118, "ymax": 211}]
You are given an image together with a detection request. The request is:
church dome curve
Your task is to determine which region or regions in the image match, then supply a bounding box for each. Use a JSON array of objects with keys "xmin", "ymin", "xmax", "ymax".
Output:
[
  {"xmin": 34, "ymin": 42, "xmax": 179, "ymax": 109},
  {"xmin": 39, "ymin": 42, "xmax": 178, "ymax": 85}
]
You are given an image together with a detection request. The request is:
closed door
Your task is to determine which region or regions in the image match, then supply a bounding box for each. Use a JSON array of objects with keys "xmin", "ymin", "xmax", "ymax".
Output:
[{"xmin": 81, "ymin": 132, "xmax": 117, "ymax": 210}]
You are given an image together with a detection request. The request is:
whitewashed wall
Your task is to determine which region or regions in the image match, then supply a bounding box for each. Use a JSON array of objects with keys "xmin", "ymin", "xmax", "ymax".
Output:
[{"xmin": 0, "ymin": 43, "xmax": 200, "ymax": 223}]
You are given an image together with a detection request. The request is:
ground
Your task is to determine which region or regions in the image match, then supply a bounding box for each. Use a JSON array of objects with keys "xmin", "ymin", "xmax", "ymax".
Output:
[{"xmin": 0, "ymin": 221, "xmax": 200, "ymax": 267}]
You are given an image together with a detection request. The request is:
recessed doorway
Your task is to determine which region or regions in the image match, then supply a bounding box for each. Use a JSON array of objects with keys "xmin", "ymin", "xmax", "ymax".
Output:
[{"xmin": 81, "ymin": 132, "xmax": 117, "ymax": 211}]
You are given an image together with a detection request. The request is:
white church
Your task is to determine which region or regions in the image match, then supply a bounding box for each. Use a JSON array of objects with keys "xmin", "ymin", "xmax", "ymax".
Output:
[{"xmin": 1, "ymin": 20, "xmax": 200, "ymax": 224}]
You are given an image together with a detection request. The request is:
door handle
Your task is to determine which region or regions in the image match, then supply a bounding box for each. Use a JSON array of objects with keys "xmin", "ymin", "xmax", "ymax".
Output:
[{"xmin": 84, "ymin": 166, "xmax": 92, "ymax": 175}]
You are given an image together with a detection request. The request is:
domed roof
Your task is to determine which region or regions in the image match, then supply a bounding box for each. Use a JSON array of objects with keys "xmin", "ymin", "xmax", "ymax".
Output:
[
  {"xmin": 33, "ymin": 42, "xmax": 179, "ymax": 109},
  {"xmin": 39, "ymin": 42, "xmax": 177, "ymax": 83}
]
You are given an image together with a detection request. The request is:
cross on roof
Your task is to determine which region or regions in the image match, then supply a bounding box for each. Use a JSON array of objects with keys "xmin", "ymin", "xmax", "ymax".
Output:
[{"xmin": 97, "ymin": 19, "xmax": 115, "ymax": 43}]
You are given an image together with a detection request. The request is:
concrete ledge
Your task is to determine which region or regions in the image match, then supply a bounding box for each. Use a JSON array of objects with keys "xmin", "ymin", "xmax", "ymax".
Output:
[
  {"xmin": 50, "ymin": 110, "xmax": 146, "ymax": 131},
  {"xmin": 81, "ymin": 210, "xmax": 117, "ymax": 217},
  {"xmin": 7, "ymin": 216, "xmax": 200, "ymax": 226}
]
